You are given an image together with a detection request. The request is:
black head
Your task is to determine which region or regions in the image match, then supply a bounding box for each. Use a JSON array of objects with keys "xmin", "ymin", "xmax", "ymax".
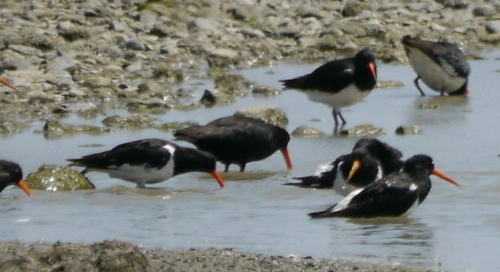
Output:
[
  {"xmin": 272, "ymin": 126, "xmax": 291, "ymax": 150},
  {"xmin": 345, "ymin": 150, "xmax": 382, "ymax": 186},
  {"xmin": 353, "ymin": 48, "xmax": 377, "ymax": 89},
  {"xmin": 402, "ymin": 154, "xmax": 434, "ymax": 175},
  {"xmin": 173, "ymin": 148, "xmax": 217, "ymax": 175},
  {"xmin": 0, "ymin": 160, "xmax": 23, "ymax": 187},
  {"xmin": 353, "ymin": 138, "xmax": 402, "ymax": 171},
  {"xmin": 0, "ymin": 160, "xmax": 33, "ymax": 196}
]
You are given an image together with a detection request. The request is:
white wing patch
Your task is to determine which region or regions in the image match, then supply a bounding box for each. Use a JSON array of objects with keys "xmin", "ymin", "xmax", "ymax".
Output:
[
  {"xmin": 314, "ymin": 163, "xmax": 334, "ymax": 176},
  {"xmin": 163, "ymin": 144, "xmax": 176, "ymax": 155},
  {"xmin": 438, "ymin": 57, "xmax": 458, "ymax": 76},
  {"xmin": 409, "ymin": 183, "xmax": 418, "ymax": 191},
  {"xmin": 332, "ymin": 188, "xmax": 364, "ymax": 212}
]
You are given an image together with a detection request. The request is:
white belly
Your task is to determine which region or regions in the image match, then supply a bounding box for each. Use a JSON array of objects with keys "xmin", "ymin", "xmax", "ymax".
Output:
[
  {"xmin": 407, "ymin": 48, "xmax": 466, "ymax": 93},
  {"xmin": 305, "ymin": 84, "xmax": 371, "ymax": 109},
  {"xmin": 92, "ymin": 162, "xmax": 175, "ymax": 186}
]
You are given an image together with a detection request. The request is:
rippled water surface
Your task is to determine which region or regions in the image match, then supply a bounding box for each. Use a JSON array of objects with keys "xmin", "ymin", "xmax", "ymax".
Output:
[{"xmin": 1, "ymin": 51, "xmax": 500, "ymax": 271}]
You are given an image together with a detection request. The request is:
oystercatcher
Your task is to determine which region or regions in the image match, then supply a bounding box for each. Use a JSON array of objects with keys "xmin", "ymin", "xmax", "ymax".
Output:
[
  {"xmin": 401, "ymin": 35, "xmax": 470, "ymax": 96},
  {"xmin": 67, "ymin": 138, "xmax": 225, "ymax": 189},
  {"xmin": 308, "ymin": 154, "xmax": 460, "ymax": 218},
  {"xmin": 174, "ymin": 116, "xmax": 293, "ymax": 172},
  {"xmin": 279, "ymin": 48, "xmax": 377, "ymax": 126},
  {"xmin": 0, "ymin": 160, "xmax": 33, "ymax": 196},
  {"xmin": 0, "ymin": 76, "xmax": 18, "ymax": 92},
  {"xmin": 287, "ymin": 138, "xmax": 402, "ymax": 196}
]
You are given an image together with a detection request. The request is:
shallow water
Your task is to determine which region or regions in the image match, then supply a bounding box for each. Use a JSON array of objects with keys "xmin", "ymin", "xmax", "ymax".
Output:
[{"xmin": 1, "ymin": 51, "xmax": 500, "ymax": 271}]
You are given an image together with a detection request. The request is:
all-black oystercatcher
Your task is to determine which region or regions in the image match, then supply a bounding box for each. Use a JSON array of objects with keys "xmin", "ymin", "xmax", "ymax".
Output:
[
  {"xmin": 174, "ymin": 116, "xmax": 293, "ymax": 172},
  {"xmin": 279, "ymin": 48, "xmax": 377, "ymax": 126},
  {"xmin": 401, "ymin": 35, "xmax": 470, "ymax": 96},
  {"xmin": 0, "ymin": 160, "xmax": 33, "ymax": 196},
  {"xmin": 0, "ymin": 76, "xmax": 19, "ymax": 92},
  {"xmin": 67, "ymin": 138, "xmax": 225, "ymax": 189},
  {"xmin": 287, "ymin": 138, "xmax": 402, "ymax": 196},
  {"xmin": 308, "ymin": 154, "xmax": 460, "ymax": 218}
]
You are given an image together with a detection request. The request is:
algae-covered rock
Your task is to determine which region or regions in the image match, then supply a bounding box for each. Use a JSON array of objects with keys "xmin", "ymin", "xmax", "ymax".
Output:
[
  {"xmin": 214, "ymin": 74, "xmax": 250, "ymax": 96},
  {"xmin": 156, "ymin": 121, "xmax": 198, "ymax": 132},
  {"xmin": 419, "ymin": 103, "xmax": 440, "ymax": 109},
  {"xmin": 0, "ymin": 119, "xmax": 30, "ymax": 135},
  {"xmin": 292, "ymin": 126, "xmax": 323, "ymax": 137},
  {"xmin": 376, "ymin": 80, "xmax": 405, "ymax": 89},
  {"xmin": 199, "ymin": 89, "xmax": 234, "ymax": 106},
  {"xmin": 395, "ymin": 125, "xmax": 421, "ymax": 135},
  {"xmin": 339, "ymin": 124, "xmax": 386, "ymax": 137},
  {"xmin": 234, "ymin": 106, "xmax": 288, "ymax": 127},
  {"xmin": 0, "ymin": 240, "xmax": 154, "ymax": 272},
  {"xmin": 41, "ymin": 119, "xmax": 112, "ymax": 138},
  {"xmin": 25, "ymin": 165, "xmax": 95, "ymax": 191},
  {"xmin": 101, "ymin": 114, "xmax": 154, "ymax": 129},
  {"xmin": 252, "ymin": 85, "xmax": 280, "ymax": 96}
]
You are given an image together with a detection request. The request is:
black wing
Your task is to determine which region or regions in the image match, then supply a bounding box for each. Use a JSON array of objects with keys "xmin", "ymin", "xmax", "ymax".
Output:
[
  {"xmin": 309, "ymin": 173, "xmax": 418, "ymax": 218},
  {"xmin": 280, "ymin": 58, "xmax": 355, "ymax": 93}
]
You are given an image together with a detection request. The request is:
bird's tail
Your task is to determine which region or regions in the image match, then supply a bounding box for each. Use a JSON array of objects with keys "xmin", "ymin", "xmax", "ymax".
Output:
[
  {"xmin": 308, "ymin": 204, "xmax": 338, "ymax": 219},
  {"xmin": 285, "ymin": 176, "xmax": 323, "ymax": 188}
]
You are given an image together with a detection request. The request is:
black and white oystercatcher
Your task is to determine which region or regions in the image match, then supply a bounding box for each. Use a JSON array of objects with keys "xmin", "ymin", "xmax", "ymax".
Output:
[
  {"xmin": 308, "ymin": 154, "xmax": 460, "ymax": 218},
  {"xmin": 280, "ymin": 48, "xmax": 377, "ymax": 126},
  {"xmin": 288, "ymin": 138, "xmax": 402, "ymax": 196},
  {"xmin": 67, "ymin": 138, "xmax": 225, "ymax": 189},
  {"xmin": 0, "ymin": 160, "xmax": 33, "ymax": 196},
  {"xmin": 174, "ymin": 116, "xmax": 293, "ymax": 172},
  {"xmin": 0, "ymin": 76, "xmax": 19, "ymax": 92},
  {"xmin": 401, "ymin": 35, "xmax": 471, "ymax": 96}
]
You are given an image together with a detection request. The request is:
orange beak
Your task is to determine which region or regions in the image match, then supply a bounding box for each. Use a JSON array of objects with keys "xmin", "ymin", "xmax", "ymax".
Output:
[
  {"xmin": 432, "ymin": 169, "xmax": 460, "ymax": 187},
  {"xmin": 346, "ymin": 159, "xmax": 361, "ymax": 183},
  {"xmin": 0, "ymin": 76, "xmax": 19, "ymax": 92},
  {"xmin": 368, "ymin": 62, "xmax": 377, "ymax": 79},
  {"xmin": 210, "ymin": 170, "xmax": 225, "ymax": 188},
  {"xmin": 17, "ymin": 180, "xmax": 34, "ymax": 197},
  {"xmin": 280, "ymin": 148, "xmax": 293, "ymax": 170}
]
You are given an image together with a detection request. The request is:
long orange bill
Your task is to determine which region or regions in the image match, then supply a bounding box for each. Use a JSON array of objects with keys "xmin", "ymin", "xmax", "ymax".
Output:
[
  {"xmin": 17, "ymin": 180, "xmax": 34, "ymax": 197},
  {"xmin": 0, "ymin": 76, "xmax": 19, "ymax": 92},
  {"xmin": 432, "ymin": 169, "xmax": 460, "ymax": 187},
  {"xmin": 280, "ymin": 148, "xmax": 293, "ymax": 170},
  {"xmin": 346, "ymin": 159, "xmax": 361, "ymax": 183},
  {"xmin": 210, "ymin": 170, "xmax": 225, "ymax": 188},
  {"xmin": 368, "ymin": 62, "xmax": 377, "ymax": 79}
]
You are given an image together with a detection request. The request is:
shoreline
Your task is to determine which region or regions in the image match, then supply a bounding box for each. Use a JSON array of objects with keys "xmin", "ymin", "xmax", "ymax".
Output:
[{"xmin": 0, "ymin": 240, "xmax": 441, "ymax": 271}]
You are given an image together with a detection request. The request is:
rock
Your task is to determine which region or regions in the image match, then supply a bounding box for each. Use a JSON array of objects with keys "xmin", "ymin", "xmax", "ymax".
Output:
[
  {"xmin": 472, "ymin": 6, "xmax": 496, "ymax": 17},
  {"xmin": 339, "ymin": 124, "xmax": 386, "ymax": 137},
  {"xmin": 41, "ymin": 118, "xmax": 112, "ymax": 137},
  {"xmin": 419, "ymin": 103, "xmax": 440, "ymax": 109},
  {"xmin": 124, "ymin": 39, "xmax": 145, "ymax": 51},
  {"xmin": 83, "ymin": 76, "xmax": 112, "ymax": 88},
  {"xmin": 376, "ymin": 80, "xmax": 405, "ymax": 89},
  {"xmin": 25, "ymin": 165, "xmax": 95, "ymax": 191},
  {"xmin": 234, "ymin": 106, "xmax": 288, "ymax": 127},
  {"xmin": 0, "ymin": 240, "xmax": 154, "ymax": 272},
  {"xmin": 435, "ymin": 0, "xmax": 468, "ymax": 9},
  {"xmin": 214, "ymin": 74, "xmax": 249, "ymax": 96},
  {"xmin": 101, "ymin": 114, "xmax": 155, "ymax": 129},
  {"xmin": 342, "ymin": 0, "xmax": 376, "ymax": 17},
  {"xmin": 485, "ymin": 21, "xmax": 500, "ymax": 34},
  {"xmin": 291, "ymin": 126, "xmax": 323, "ymax": 137},
  {"xmin": 252, "ymin": 85, "xmax": 280, "ymax": 96},
  {"xmin": 0, "ymin": 119, "xmax": 30, "ymax": 135},
  {"xmin": 187, "ymin": 18, "xmax": 220, "ymax": 35},
  {"xmin": 156, "ymin": 121, "xmax": 198, "ymax": 132},
  {"xmin": 395, "ymin": 125, "xmax": 421, "ymax": 135},
  {"xmin": 199, "ymin": 89, "xmax": 234, "ymax": 106},
  {"xmin": 57, "ymin": 22, "xmax": 90, "ymax": 41}
]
